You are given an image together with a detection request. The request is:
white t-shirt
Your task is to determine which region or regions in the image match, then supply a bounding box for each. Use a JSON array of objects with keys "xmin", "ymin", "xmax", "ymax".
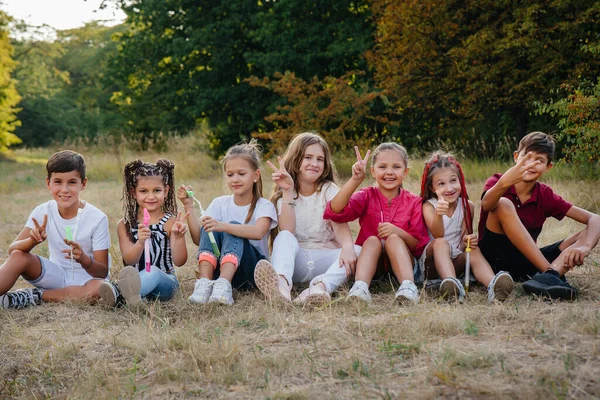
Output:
[
  {"xmin": 276, "ymin": 181, "xmax": 340, "ymax": 250},
  {"xmin": 206, "ymin": 195, "xmax": 278, "ymax": 258},
  {"xmin": 26, "ymin": 200, "xmax": 111, "ymax": 284}
]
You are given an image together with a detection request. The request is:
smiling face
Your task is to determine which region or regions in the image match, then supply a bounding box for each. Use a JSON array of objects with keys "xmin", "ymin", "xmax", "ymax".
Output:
[
  {"xmin": 224, "ymin": 157, "xmax": 259, "ymax": 202},
  {"xmin": 370, "ymin": 149, "xmax": 409, "ymax": 196},
  {"xmin": 46, "ymin": 170, "xmax": 87, "ymax": 215},
  {"xmin": 514, "ymin": 150, "xmax": 552, "ymax": 183},
  {"xmin": 134, "ymin": 175, "xmax": 169, "ymax": 213},
  {"xmin": 430, "ymin": 167, "xmax": 462, "ymax": 204},
  {"xmin": 298, "ymin": 143, "xmax": 325, "ymax": 186}
]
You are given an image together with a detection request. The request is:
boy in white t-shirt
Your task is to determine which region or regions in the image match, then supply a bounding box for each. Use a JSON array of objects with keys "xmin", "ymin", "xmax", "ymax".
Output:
[{"xmin": 0, "ymin": 150, "xmax": 111, "ymax": 309}]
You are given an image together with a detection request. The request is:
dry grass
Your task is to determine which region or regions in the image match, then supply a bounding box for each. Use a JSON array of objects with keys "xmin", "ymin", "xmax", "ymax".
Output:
[{"xmin": 1, "ymin": 140, "xmax": 599, "ymax": 399}]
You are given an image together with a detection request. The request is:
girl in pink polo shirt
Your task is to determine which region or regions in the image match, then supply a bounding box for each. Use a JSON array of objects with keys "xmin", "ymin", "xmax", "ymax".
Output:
[{"xmin": 324, "ymin": 143, "xmax": 428, "ymax": 304}]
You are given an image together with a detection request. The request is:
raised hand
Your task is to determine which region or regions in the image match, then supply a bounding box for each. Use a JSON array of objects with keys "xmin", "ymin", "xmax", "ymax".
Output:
[
  {"xmin": 137, "ymin": 223, "xmax": 151, "ymax": 242},
  {"xmin": 267, "ymin": 156, "xmax": 294, "ymax": 191},
  {"xmin": 62, "ymin": 239, "xmax": 85, "ymax": 262},
  {"xmin": 172, "ymin": 211, "xmax": 190, "ymax": 236},
  {"xmin": 351, "ymin": 146, "xmax": 371, "ymax": 182},
  {"xmin": 177, "ymin": 184, "xmax": 194, "ymax": 207},
  {"xmin": 502, "ymin": 152, "xmax": 542, "ymax": 186},
  {"xmin": 30, "ymin": 214, "xmax": 48, "ymax": 243},
  {"xmin": 435, "ymin": 189, "xmax": 450, "ymax": 215},
  {"xmin": 200, "ymin": 215, "xmax": 223, "ymax": 233}
]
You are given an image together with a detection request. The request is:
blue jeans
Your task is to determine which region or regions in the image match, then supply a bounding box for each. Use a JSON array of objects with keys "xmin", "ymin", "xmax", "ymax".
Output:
[
  {"xmin": 139, "ymin": 266, "xmax": 179, "ymax": 301},
  {"xmin": 198, "ymin": 221, "xmax": 265, "ymax": 290}
]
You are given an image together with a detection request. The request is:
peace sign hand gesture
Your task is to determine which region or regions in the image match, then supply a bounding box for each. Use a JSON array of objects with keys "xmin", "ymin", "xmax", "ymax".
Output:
[
  {"xmin": 351, "ymin": 146, "xmax": 371, "ymax": 182},
  {"xmin": 435, "ymin": 189, "xmax": 450, "ymax": 216},
  {"xmin": 503, "ymin": 152, "xmax": 542, "ymax": 186},
  {"xmin": 267, "ymin": 156, "xmax": 294, "ymax": 192},
  {"xmin": 30, "ymin": 214, "xmax": 48, "ymax": 243},
  {"xmin": 172, "ymin": 211, "xmax": 190, "ymax": 236}
]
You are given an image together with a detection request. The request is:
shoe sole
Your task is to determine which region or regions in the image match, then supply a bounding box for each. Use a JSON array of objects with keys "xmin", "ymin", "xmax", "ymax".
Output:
[
  {"xmin": 98, "ymin": 282, "xmax": 117, "ymax": 307},
  {"xmin": 395, "ymin": 293, "xmax": 418, "ymax": 306},
  {"xmin": 117, "ymin": 266, "xmax": 144, "ymax": 307},
  {"xmin": 493, "ymin": 274, "xmax": 514, "ymax": 301},
  {"xmin": 208, "ymin": 297, "xmax": 234, "ymax": 306},
  {"xmin": 302, "ymin": 292, "xmax": 331, "ymax": 309},
  {"xmin": 345, "ymin": 293, "xmax": 371, "ymax": 304},
  {"xmin": 439, "ymin": 280, "xmax": 459, "ymax": 301},
  {"xmin": 254, "ymin": 260, "xmax": 291, "ymax": 303},
  {"xmin": 522, "ymin": 279, "xmax": 578, "ymax": 300}
]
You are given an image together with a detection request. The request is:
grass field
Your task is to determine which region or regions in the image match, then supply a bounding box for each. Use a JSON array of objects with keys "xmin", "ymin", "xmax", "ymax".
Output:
[{"xmin": 1, "ymin": 139, "xmax": 599, "ymax": 399}]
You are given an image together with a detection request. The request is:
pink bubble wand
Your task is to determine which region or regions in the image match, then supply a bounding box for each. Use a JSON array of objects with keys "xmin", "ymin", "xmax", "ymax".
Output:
[{"xmin": 143, "ymin": 208, "xmax": 151, "ymax": 272}]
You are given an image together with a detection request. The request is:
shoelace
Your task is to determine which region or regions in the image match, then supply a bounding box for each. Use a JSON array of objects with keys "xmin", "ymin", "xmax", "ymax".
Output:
[{"xmin": 10, "ymin": 290, "xmax": 35, "ymax": 309}]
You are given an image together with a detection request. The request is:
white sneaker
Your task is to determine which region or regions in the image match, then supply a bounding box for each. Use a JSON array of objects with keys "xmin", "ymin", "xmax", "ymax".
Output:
[
  {"xmin": 488, "ymin": 271, "xmax": 514, "ymax": 302},
  {"xmin": 347, "ymin": 281, "xmax": 372, "ymax": 303},
  {"xmin": 189, "ymin": 278, "xmax": 215, "ymax": 304},
  {"xmin": 208, "ymin": 278, "xmax": 234, "ymax": 305},
  {"xmin": 254, "ymin": 260, "xmax": 292, "ymax": 303},
  {"xmin": 294, "ymin": 284, "xmax": 331, "ymax": 308},
  {"xmin": 439, "ymin": 277, "xmax": 465, "ymax": 302},
  {"xmin": 117, "ymin": 266, "xmax": 144, "ymax": 308},
  {"xmin": 395, "ymin": 280, "xmax": 419, "ymax": 305}
]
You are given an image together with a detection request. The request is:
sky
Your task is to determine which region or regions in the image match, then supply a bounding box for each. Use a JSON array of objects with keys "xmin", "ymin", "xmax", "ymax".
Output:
[{"xmin": 1, "ymin": 0, "xmax": 126, "ymax": 30}]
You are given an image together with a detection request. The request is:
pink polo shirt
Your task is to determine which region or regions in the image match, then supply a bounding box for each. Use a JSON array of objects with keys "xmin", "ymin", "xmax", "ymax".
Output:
[
  {"xmin": 323, "ymin": 186, "xmax": 429, "ymax": 257},
  {"xmin": 478, "ymin": 173, "xmax": 572, "ymax": 242}
]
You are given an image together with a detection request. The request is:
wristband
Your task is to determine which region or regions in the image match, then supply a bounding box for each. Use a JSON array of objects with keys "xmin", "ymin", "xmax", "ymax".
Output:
[
  {"xmin": 85, "ymin": 256, "xmax": 93, "ymax": 270},
  {"xmin": 283, "ymin": 201, "xmax": 296, "ymax": 207}
]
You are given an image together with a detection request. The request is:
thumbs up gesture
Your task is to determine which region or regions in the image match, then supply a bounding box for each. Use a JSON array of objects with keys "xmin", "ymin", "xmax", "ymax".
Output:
[{"xmin": 435, "ymin": 189, "xmax": 449, "ymax": 215}]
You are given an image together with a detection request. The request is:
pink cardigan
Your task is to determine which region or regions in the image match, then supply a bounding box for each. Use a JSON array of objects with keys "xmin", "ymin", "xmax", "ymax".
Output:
[{"xmin": 323, "ymin": 186, "xmax": 429, "ymax": 257}]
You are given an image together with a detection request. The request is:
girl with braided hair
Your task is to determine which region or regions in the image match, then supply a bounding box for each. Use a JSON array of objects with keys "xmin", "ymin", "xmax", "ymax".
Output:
[
  {"xmin": 419, "ymin": 152, "xmax": 513, "ymax": 302},
  {"xmin": 99, "ymin": 159, "xmax": 189, "ymax": 307},
  {"xmin": 187, "ymin": 140, "xmax": 278, "ymax": 306}
]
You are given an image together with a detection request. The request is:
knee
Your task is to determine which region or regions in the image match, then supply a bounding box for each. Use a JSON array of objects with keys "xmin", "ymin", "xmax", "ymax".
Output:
[
  {"xmin": 363, "ymin": 236, "xmax": 382, "ymax": 248},
  {"xmin": 494, "ymin": 198, "xmax": 516, "ymax": 215},
  {"xmin": 8, "ymin": 249, "xmax": 29, "ymax": 262},
  {"xmin": 431, "ymin": 238, "xmax": 450, "ymax": 251},
  {"xmin": 275, "ymin": 230, "xmax": 295, "ymax": 242}
]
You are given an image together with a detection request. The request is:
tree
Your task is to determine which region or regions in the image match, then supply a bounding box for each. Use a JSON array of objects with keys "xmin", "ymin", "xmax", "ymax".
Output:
[
  {"xmin": 366, "ymin": 0, "xmax": 600, "ymax": 157},
  {"xmin": 0, "ymin": 10, "xmax": 21, "ymax": 151}
]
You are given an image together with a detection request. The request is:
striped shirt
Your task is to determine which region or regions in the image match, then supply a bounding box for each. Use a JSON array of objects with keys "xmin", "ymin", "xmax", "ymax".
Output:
[{"xmin": 130, "ymin": 213, "xmax": 174, "ymax": 273}]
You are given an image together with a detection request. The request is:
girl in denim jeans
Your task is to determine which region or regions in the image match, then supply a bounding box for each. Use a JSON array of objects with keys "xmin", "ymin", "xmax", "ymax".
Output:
[{"xmin": 184, "ymin": 140, "xmax": 278, "ymax": 305}]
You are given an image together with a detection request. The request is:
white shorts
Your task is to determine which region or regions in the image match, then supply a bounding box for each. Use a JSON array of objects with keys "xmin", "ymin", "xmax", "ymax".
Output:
[{"xmin": 27, "ymin": 256, "xmax": 99, "ymax": 289}]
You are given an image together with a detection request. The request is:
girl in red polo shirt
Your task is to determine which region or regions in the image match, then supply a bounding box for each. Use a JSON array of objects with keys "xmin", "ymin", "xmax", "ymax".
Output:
[
  {"xmin": 324, "ymin": 143, "xmax": 428, "ymax": 304},
  {"xmin": 419, "ymin": 152, "xmax": 514, "ymax": 303}
]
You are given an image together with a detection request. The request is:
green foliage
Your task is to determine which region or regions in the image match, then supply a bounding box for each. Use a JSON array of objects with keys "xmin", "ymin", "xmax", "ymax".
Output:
[
  {"xmin": 0, "ymin": 11, "xmax": 22, "ymax": 151},
  {"xmin": 535, "ymin": 80, "xmax": 600, "ymax": 165},
  {"xmin": 12, "ymin": 22, "xmax": 124, "ymax": 147},
  {"xmin": 248, "ymin": 71, "xmax": 383, "ymax": 156},
  {"xmin": 364, "ymin": 0, "xmax": 600, "ymax": 158},
  {"xmin": 106, "ymin": 0, "xmax": 374, "ymax": 154}
]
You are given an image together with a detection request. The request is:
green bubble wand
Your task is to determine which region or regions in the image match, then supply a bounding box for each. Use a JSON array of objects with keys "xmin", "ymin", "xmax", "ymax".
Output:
[{"xmin": 186, "ymin": 189, "xmax": 220, "ymax": 257}]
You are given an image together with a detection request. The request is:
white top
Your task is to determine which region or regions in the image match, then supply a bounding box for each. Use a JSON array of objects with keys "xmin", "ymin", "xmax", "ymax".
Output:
[
  {"xmin": 206, "ymin": 195, "xmax": 278, "ymax": 258},
  {"xmin": 26, "ymin": 200, "xmax": 111, "ymax": 284},
  {"xmin": 427, "ymin": 198, "xmax": 465, "ymax": 259},
  {"xmin": 276, "ymin": 181, "xmax": 340, "ymax": 250}
]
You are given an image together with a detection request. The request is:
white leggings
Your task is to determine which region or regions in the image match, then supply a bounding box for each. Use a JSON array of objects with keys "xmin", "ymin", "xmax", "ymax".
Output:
[{"xmin": 270, "ymin": 230, "xmax": 362, "ymax": 293}]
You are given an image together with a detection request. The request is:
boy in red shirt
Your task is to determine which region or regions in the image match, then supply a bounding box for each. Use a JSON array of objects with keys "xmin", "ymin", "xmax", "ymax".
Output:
[{"xmin": 478, "ymin": 132, "xmax": 600, "ymax": 300}]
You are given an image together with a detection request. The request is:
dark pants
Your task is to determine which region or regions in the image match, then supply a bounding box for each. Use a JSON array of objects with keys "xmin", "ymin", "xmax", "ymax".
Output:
[
  {"xmin": 479, "ymin": 228, "xmax": 562, "ymax": 282},
  {"xmin": 197, "ymin": 221, "xmax": 265, "ymax": 290}
]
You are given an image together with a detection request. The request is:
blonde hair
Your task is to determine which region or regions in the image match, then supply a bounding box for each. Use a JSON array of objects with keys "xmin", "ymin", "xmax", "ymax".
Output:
[{"xmin": 221, "ymin": 140, "xmax": 264, "ymax": 224}]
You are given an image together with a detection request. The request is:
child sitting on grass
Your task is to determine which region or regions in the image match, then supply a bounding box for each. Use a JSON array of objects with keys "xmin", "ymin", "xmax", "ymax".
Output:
[
  {"xmin": 0, "ymin": 150, "xmax": 110, "ymax": 309},
  {"xmin": 478, "ymin": 131, "xmax": 600, "ymax": 300}
]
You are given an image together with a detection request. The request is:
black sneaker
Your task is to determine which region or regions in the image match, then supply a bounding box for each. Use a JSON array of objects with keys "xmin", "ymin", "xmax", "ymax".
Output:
[
  {"xmin": 0, "ymin": 288, "xmax": 44, "ymax": 309},
  {"xmin": 522, "ymin": 270, "xmax": 578, "ymax": 300}
]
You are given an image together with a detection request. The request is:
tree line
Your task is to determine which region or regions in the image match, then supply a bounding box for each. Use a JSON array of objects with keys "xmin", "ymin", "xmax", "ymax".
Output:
[{"xmin": 0, "ymin": 0, "xmax": 599, "ymax": 163}]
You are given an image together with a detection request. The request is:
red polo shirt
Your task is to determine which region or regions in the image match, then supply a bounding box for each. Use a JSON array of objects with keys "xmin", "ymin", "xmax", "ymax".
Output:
[{"xmin": 478, "ymin": 173, "xmax": 572, "ymax": 243}]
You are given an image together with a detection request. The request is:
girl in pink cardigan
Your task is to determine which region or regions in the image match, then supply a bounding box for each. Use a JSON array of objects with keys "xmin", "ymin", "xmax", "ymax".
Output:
[{"xmin": 324, "ymin": 143, "xmax": 428, "ymax": 304}]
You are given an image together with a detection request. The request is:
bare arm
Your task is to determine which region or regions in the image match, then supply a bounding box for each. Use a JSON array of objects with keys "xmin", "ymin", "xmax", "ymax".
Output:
[
  {"xmin": 422, "ymin": 201, "xmax": 445, "ymax": 238},
  {"xmin": 203, "ymin": 216, "xmax": 272, "ymax": 241},
  {"xmin": 8, "ymin": 215, "xmax": 49, "ymax": 254},
  {"xmin": 266, "ymin": 157, "xmax": 296, "ymax": 234},
  {"xmin": 560, "ymin": 207, "xmax": 600, "ymax": 268},
  {"xmin": 117, "ymin": 219, "xmax": 146, "ymax": 266},
  {"xmin": 330, "ymin": 146, "xmax": 371, "ymax": 213},
  {"xmin": 177, "ymin": 185, "xmax": 201, "ymax": 245},
  {"xmin": 167, "ymin": 212, "xmax": 189, "ymax": 267}
]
